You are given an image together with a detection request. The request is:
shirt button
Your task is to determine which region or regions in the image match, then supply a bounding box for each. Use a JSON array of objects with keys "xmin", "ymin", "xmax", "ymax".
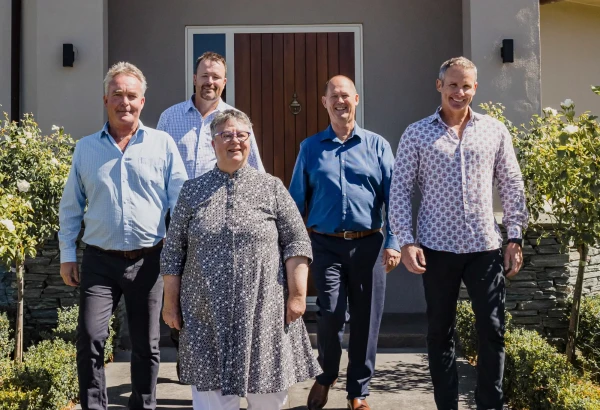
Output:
[{"xmin": 343, "ymin": 211, "xmax": 346, "ymax": 214}]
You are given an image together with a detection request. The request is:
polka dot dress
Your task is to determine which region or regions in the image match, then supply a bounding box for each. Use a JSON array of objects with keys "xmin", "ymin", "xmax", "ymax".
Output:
[
  {"xmin": 161, "ymin": 165, "xmax": 321, "ymax": 396},
  {"xmin": 389, "ymin": 107, "xmax": 528, "ymax": 253}
]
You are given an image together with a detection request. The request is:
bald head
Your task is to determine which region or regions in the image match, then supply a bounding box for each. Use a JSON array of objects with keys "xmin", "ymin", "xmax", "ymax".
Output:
[
  {"xmin": 323, "ymin": 75, "xmax": 357, "ymax": 96},
  {"xmin": 321, "ymin": 75, "xmax": 359, "ymax": 128}
]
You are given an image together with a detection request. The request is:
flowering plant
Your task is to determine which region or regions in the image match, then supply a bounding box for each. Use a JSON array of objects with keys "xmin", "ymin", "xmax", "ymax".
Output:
[
  {"xmin": 0, "ymin": 113, "xmax": 74, "ymax": 361},
  {"xmin": 481, "ymin": 86, "xmax": 600, "ymax": 364}
]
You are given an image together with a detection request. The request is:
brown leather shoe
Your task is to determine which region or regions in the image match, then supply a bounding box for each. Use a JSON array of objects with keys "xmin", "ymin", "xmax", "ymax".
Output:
[
  {"xmin": 307, "ymin": 379, "xmax": 337, "ymax": 410},
  {"xmin": 347, "ymin": 398, "xmax": 371, "ymax": 410}
]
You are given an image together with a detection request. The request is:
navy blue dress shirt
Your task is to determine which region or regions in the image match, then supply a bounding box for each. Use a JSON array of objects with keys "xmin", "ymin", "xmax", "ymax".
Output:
[{"xmin": 289, "ymin": 124, "xmax": 399, "ymax": 251}]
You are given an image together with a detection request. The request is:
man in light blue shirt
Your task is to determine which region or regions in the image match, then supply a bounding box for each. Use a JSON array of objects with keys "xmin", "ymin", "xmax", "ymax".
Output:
[
  {"xmin": 58, "ymin": 62, "xmax": 187, "ymax": 410},
  {"xmin": 157, "ymin": 51, "xmax": 264, "ymax": 179}
]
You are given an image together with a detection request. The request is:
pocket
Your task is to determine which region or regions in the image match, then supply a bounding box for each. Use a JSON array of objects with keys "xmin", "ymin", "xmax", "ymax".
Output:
[{"xmin": 136, "ymin": 157, "xmax": 165, "ymax": 187}]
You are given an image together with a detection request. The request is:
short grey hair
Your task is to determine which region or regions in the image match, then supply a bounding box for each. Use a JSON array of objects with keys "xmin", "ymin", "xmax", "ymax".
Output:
[
  {"xmin": 210, "ymin": 109, "xmax": 253, "ymax": 138},
  {"xmin": 438, "ymin": 57, "xmax": 477, "ymax": 82},
  {"xmin": 103, "ymin": 62, "xmax": 148, "ymax": 96}
]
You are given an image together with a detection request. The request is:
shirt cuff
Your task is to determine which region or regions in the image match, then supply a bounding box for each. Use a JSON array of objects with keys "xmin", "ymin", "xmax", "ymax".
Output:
[
  {"xmin": 383, "ymin": 235, "xmax": 401, "ymax": 252},
  {"xmin": 506, "ymin": 225, "xmax": 523, "ymax": 240},
  {"xmin": 59, "ymin": 248, "xmax": 78, "ymax": 264}
]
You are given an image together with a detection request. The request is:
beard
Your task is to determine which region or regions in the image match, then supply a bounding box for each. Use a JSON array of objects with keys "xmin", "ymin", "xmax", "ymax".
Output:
[{"xmin": 200, "ymin": 85, "xmax": 220, "ymax": 101}]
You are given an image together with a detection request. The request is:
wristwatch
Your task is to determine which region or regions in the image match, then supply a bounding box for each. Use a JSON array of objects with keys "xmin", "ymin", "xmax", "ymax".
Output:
[{"xmin": 507, "ymin": 238, "xmax": 523, "ymax": 247}]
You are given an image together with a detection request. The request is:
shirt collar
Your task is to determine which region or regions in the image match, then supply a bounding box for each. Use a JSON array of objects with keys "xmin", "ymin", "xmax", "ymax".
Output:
[
  {"xmin": 428, "ymin": 106, "xmax": 483, "ymax": 126},
  {"xmin": 188, "ymin": 95, "xmax": 228, "ymax": 116},
  {"xmin": 100, "ymin": 121, "xmax": 146, "ymax": 140},
  {"xmin": 320, "ymin": 123, "xmax": 364, "ymax": 142},
  {"xmin": 212, "ymin": 163, "xmax": 253, "ymax": 180}
]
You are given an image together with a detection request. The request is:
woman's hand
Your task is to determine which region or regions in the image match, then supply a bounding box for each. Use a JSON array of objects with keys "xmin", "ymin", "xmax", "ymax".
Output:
[
  {"xmin": 285, "ymin": 256, "xmax": 309, "ymax": 325},
  {"xmin": 163, "ymin": 275, "xmax": 183, "ymax": 330},
  {"xmin": 163, "ymin": 305, "xmax": 183, "ymax": 330},
  {"xmin": 286, "ymin": 295, "xmax": 306, "ymax": 324}
]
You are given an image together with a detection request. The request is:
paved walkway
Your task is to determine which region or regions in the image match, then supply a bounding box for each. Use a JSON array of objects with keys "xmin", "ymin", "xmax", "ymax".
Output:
[{"xmin": 85, "ymin": 347, "xmax": 478, "ymax": 410}]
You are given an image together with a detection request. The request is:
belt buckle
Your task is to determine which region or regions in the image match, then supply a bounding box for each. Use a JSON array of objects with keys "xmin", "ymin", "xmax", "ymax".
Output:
[{"xmin": 343, "ymin": 231, "xmax": 354, "ymax": 240}]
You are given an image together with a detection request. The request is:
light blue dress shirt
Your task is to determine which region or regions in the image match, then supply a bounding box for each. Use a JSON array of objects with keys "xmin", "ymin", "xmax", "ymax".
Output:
[
  {"xmin": 58, "ymin": 122, "xmax": 188, "ymax": 263},
  {"xmin": 157, "ymin": 96, "xmax": 264, "ymax": 178},
  {"xmin": 289, "ymin": 124, "xmax": 400, "ymax": 251}
]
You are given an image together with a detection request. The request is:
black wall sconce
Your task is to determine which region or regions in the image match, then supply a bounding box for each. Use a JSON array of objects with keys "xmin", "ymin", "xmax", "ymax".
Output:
[
  {"xmin": 63, "ymin": 43, "xmax": 75, "ymax": 67},
  {"xmin": 501, "ymin": 39, "xmax": 514, "ymax": 63}
]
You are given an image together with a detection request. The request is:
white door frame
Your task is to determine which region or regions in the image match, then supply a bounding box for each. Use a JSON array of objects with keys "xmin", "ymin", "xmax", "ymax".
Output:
[{"xmin": 185, "ymin": 24, "xmax": 364, "ymax": 125}]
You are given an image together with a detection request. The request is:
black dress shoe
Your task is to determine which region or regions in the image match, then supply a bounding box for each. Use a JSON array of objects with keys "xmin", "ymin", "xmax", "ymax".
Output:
[{"xmin": 307, "ymin": 379, "xmax": 337, "ymax": 410}]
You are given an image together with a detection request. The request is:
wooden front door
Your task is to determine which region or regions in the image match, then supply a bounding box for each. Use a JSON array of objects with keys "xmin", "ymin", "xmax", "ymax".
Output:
[{"xmin": 234, "ymin": 32, "xmax": 355, "ymax": 186}]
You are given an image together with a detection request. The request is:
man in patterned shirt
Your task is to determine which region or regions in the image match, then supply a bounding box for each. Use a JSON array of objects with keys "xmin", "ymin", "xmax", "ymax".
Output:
[
  {"xmin": 157, "ymin": 51, "xmax": 264, "ymax": 179},
  {"xmin": 389, "ymin": 57, "xmax": 528, "ymax": 410}
]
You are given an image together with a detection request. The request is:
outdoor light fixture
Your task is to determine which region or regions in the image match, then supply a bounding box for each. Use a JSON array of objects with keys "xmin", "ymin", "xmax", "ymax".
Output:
[
  {"xmin": 501, "ymin": 39, "xmax": 514, "ymax": 63},
  {"xmin": 63, "ymin": 43, "xmax": 75, "ymax": 67}
]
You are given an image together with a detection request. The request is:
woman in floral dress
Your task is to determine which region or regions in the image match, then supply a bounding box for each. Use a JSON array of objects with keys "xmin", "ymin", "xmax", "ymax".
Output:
[{"xmin": 160, "ymin": 109, "xmax": 320, "ymax": 410}]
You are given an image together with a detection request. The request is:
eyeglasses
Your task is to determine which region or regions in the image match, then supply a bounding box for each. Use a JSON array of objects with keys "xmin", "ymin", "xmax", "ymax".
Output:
[{"xmin": 213, "ymin": 131, "xmax": 251, "ymax": 143}]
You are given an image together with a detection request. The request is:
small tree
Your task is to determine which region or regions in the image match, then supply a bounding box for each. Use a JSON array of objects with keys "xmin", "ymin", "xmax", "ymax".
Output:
[
  {"xmin": 0, "ymin": 113, "xmax": 73, "ymax": 362},
  {"xmin": 481, "ymin": 86, "xmax": 600, "ymax": 364}
]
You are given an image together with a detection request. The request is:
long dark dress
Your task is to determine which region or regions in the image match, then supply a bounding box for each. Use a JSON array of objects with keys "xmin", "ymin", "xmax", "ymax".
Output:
[{"xmin": 160, "ymin": 165, "xmax": 320, "ymax": 396}]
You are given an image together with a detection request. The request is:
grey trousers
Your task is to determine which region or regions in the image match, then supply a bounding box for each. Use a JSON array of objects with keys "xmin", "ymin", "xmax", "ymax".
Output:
[{"xmin": 77, "ymin": 246, "xmax": 163, "ymax": 410}]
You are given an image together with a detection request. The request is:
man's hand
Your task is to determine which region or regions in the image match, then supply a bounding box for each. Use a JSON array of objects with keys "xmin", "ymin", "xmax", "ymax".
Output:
[
  {"xmin": 60, "ymin": 262, "xmax": 80, "ymax": 287},
  {"xmin": 401, "ymin": 244, "xmax": 427, "ymax": 274},
  {"xmin": 382, "ymin": 248, "xmax": 401, "ymax": 273},
  {"xmin": 163, "ymin": 305, "xmax": 183, "ymax": 330},
  {"xmin": 504, "ymin": 243, "xmax": 523, "ymax": 278},
  {"xmin": 286, "ymin": 295, "xmax": 306, "ymax": 324}
]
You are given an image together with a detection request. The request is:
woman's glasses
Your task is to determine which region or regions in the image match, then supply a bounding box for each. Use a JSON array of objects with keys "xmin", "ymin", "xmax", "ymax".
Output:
[{"xmin": 213, "ymin": 131, "xmax": 251, "ymax": 143}]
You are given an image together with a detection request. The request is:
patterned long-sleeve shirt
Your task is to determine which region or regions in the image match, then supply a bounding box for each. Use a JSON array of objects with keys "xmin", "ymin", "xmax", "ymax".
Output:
[
  {"xmin": 157, "ymin": 96, "xmax": 264, "ymax": 179},
  {"xmin": 389, "ymin": 107, "xmax": 528, "ymax": 254}
]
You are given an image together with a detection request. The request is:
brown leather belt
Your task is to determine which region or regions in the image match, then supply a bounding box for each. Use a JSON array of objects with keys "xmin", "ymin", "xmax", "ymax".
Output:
[
  {"xmin": 312, "ymin": 228, "xmax": 382, "ymax": 240},
  {"xmin": 86, "ymin": 241, "xmax": 163, "ymax": 260}
]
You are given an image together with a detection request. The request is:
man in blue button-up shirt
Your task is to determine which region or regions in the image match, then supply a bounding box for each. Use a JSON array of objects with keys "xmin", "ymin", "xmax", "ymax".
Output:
[
  {"xmin": 289, "ymin": 75, "xmax": 401, "ymax": 410},
  {"xmin": 58, "ymin": 62, "xmax": 187, "ymax": 410}
]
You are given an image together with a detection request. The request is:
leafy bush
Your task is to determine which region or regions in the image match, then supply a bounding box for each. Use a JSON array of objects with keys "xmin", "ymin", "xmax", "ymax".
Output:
[
  {"xmin": 0, "ymin": 387, "xmax": 42, "ymax": 410},
  {"xmin": 456, "ymin": 301, "xmax": 600, "ymax": 410},
  {"xmin": 52, "ymin": 305, "xmax": 116, "ymax": 363},
  {"xmin": 10, "ymin": 339, "xmax": 78, "ymax": 410},
  {"xmin": 0, "ymin": 312, "xmax": 13, "ymax": 360},
  {"xmin": 570, "ymin": 294, "xmax": 600, "ymax": 383}
]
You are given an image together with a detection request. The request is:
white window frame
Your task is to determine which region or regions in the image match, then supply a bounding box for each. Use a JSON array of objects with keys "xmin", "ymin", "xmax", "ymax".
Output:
[{"xmin": 185, "ymin": 24, "xmax": 364, "ymax": 125}]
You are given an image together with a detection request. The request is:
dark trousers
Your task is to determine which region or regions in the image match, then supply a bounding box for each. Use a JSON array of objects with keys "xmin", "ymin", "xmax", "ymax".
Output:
[
  {"xmin": 77, "ymin": 246, "xmax": 163, "ymax": 410},
  {"xmin": 311, "ymin": 231, "xmax": 385, "ymax": 400},
  {"xmin": 421, "ymin": 246, "xmax": 506, "ymax": 410}
]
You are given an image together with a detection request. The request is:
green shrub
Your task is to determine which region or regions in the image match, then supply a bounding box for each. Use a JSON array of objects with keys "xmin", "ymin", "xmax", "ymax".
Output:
[
  {"xmin": 52, "ymin": 305, "xmax": 115, "ymax": 363},
  {"xmin": 0, "ymin": 386, "xmax": 42, "ymax": 410},
  {"xmin": 572, "ymin": 295, "xmax": 600, "ymax": 383},
  {"xmin": 9, "ymin": 339, "xmax": 78, "ymax": 410},
  {"xmin": 0, "ymin": 312, "xmax": 13, "ymax": 360},
  {"xmin": 456, "ymin": 301, "xmax": 600, "ymax": 410}
]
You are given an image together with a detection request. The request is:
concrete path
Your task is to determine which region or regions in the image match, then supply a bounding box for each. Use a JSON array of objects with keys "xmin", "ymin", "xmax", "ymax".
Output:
[{"xmin": 83, "ymin": 347, "xmax": 478, "ymax": 410}]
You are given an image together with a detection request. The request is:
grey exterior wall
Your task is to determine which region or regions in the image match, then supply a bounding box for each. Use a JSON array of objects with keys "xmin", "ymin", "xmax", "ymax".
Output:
[
  {"xmin": 541, "ymin": 2, "xmax": 600, "ymax": 113},
  {"xmin": 21, "ymin": 0, "xmax": 108, "ymax": 139},
  {"xmin": 0, "ymin": 0, "xmax": 11, "ymax": 116},
  {"xmin": 463, "ymin": 0, "xmax": 541, "ymax": 127},
  {"xmin": 108, "ymin": 0, "xmax": 464, "ymax": 313}
]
